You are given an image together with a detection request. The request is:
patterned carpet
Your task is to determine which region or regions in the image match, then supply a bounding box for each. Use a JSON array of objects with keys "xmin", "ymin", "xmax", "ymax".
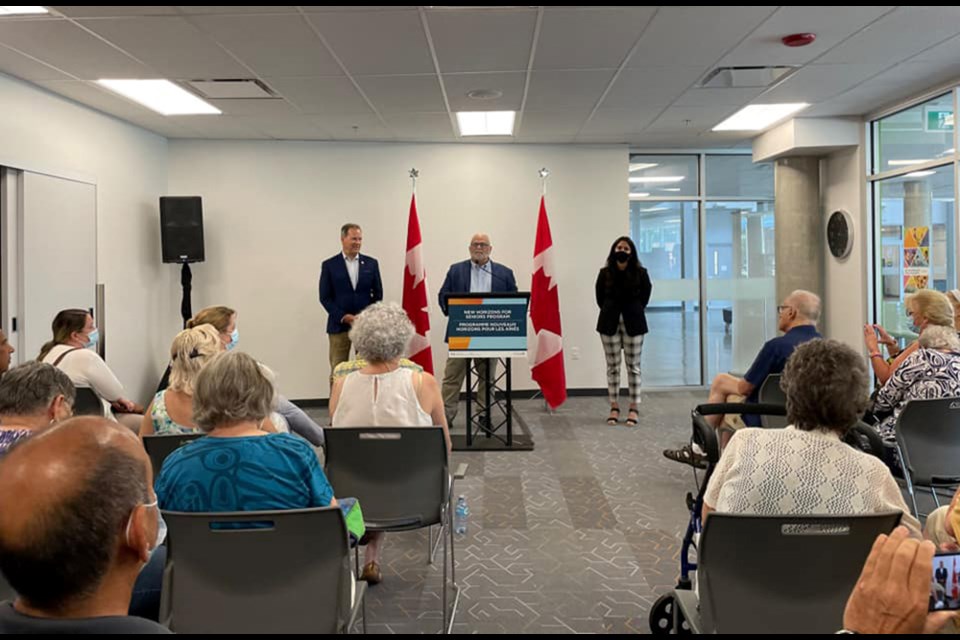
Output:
[{"xmin": 310, "ymin": 391, "xmax": 704, "ymax": 634}]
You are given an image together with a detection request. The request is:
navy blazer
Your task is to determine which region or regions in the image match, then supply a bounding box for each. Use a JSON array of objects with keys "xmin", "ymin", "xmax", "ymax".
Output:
[
  {"xmin": 319, "ymin": 253, "xmax": 383, "ymax": 334},
  {"xmin": 438, "ymin": 259, "xmax": 518, "ymax": 315}
]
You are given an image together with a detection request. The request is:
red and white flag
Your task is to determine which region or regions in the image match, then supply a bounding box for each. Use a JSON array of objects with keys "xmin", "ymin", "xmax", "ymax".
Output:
[
  {"xmin": 402, "ymin": 194, "xmax": 434, "ymax": 374},
  {"xmin": 530, "ymin": 196, "xmax": 567, "ymax": 408}
]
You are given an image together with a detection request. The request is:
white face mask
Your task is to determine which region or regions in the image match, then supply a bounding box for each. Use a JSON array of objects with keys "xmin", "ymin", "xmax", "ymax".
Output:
[{"xmin": 125, "ymin": 497, "xmax": 166, "ymax": 560}]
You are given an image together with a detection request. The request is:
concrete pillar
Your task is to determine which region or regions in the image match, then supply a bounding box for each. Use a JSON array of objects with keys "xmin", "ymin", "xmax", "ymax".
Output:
[
  {"xmin": 774, "ymin": 157, "xmax": 822, "ymax": 305},
  {"xmin": 903, "ymin": 180, "xmax": 931, "ymax": 229}
]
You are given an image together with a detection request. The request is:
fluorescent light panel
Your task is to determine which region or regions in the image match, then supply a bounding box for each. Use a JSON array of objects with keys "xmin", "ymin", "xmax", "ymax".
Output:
[
  {"xmin": 905, "ymin": 170, "xmax": 936, "ymax": 178},
  {"xmin": 0, "ymin": 6, "xmax": 48, "ymax": 14},
  {"xmin": 629, "ymin": 163, "xmax": 658, "ymax": 172},
  {"xmin": 888, "ymin": 159, "xmax": 933, "ymax": 166},
  {"xmin": 456, "ymin": 111, "xmax": 515, "ymax": 136},
  {"xmin": 97, "ymin": 79, "xmax": 221, "ymax": 116},
  {"xmin": 712, "ymin": 103, "xmax": 809, "ymax": 131},
  {"xmin": 628, "ymin": 193, "xmax": 651, "ymax": 199}
]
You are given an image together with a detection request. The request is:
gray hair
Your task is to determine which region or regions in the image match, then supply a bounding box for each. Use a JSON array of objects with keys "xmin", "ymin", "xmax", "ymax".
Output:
[
  {"xmin": 920, "ymin": 325, "xmax": 960, "ymax": 351},
  {"xmin": 192, "ymin": 351, "xmax": 276, "ymax": 432},
  {"xmin": 780, "ymin": 339, "xmax": 869, "ymax": 435},
  {"xmin": 341, "ymin": 223, "xmax": 361, "ymax": 238},
  {"xmin": 348, "ymin": 302, "xmax": 414, "ymax": 363},
  {"xmin": 787, "ymin": 289, "xmax": 821, "ymax": 323},
  {"xmin": 0, "ymin": 362, "xmax": 75, "ymax": 416}
]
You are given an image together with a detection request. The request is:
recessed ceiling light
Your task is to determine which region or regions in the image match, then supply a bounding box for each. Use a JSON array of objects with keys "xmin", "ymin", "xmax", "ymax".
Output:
[
  {"xmin": 629, "ymin": 163, "xmax": 658, "ymax": 172},
  {"xmin": 905, "ymin": 170, "xmax": 936, "ymax": 178},
  {"xmin": 97, "ymin": 79, "xmax": 221, "ymax": 116},
  {"xmin": 628, "ymin": 193, "xmax": 651, "ymax": 199},
  {"xmin": 640, "ymin": 206, "xmax": 670, "ymax": 213},
  {"xmin": 0, "ymin": 6, "xmax": 48, "ymax": 15},
  {"xmin": 712, "ymin": 103, "xmax": 809, "ymax": 131},
  {"xmin": 629, "ymin": 176, "xmax": 685, "ymax": 183},
  {"xmin": 456, "ymin": 111, "xmax": 515, "ymax": 136},
  {"xmin": 661, "ymin": 188, "xmax": 682, "ymax": 192}
]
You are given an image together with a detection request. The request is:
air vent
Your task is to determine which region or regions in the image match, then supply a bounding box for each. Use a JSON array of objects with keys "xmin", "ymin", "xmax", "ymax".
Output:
[
  {"xmin": 699, "ymin": 66, "xmax": 797, "ymax": 89},
  {"xmin": 187, "ymin": 79, "xmax": 277, "ymax": 99}
]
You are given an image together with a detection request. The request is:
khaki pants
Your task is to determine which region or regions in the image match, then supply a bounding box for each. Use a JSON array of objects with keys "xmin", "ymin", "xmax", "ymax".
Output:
[
  {"xmin": 441, "ymin": 357, "xmax": 497, "ymax": 425},
  {"xmin": 328, "ymin": 332, "xmax": 352, "ymax": 388}
]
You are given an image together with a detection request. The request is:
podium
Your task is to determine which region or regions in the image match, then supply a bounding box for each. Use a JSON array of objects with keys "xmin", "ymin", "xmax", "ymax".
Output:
[{"xmin": 445, "ymin": 292, "xmax": 533, "ymax": 452}]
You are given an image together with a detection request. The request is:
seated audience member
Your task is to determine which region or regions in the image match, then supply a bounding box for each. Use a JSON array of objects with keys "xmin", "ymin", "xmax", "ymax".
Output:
[
  {"xmin": 156, "ymin": 351, "xmax": 335, "ymax": 513},
  {"xmin": 702, "ymin": 339, "xmax": 921, "ymax": 538},
  {"xmin": 0, "ymin": 417, "xmax": 169, "ymax": 633},
  {"xmin": 333, "ymin": 356, "xmax": 422, "ymax": 380},
  {"xmin": 865, "ymin": 289, "xmax": 956, "ymax": 385},
  {"xmin": 0, "ymin": 362, "xmax": 74, "ymax": 454},
  {"xmin": 329, "ymin": 302, "xmax": 451, "ymax": 586},
  {"xmin": 664, "ymin": 289, "xmax": 822, "ymax": 466},
  {"xmin": 872, "ymin": 325, "xmax": 960, "ymax": 443},
  {"xmin": 156, "ymin": 305, "xmax": 324, "ymax": 446},
  {"xmin": 924, "ymin": 487, "xmax": 960, "ymax": 550},
  {"xmin": 842, "ymin": 526, "xmax": 956, "ymax": 634},
  {"xmin": 39, "ymin": 309, "xmax": 143, "ymax": 432},
  {"xmin": 0, "ymin": 327, "xmax": 14, "ymax": 376},
  {"xmin": 140, "ymin": 325, "xmax": 221, "ymax": 437}
]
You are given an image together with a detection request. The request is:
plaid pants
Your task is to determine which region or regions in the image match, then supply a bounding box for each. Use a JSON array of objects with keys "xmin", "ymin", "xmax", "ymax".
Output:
[{"xmin": 600, "ymin": 319, "xmax": 644, "ymax": 405}]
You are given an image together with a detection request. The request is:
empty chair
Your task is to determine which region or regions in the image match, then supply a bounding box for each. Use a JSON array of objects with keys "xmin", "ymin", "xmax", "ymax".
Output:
[
  {"xmin": 159, "ymin": 507, "xmax": 364, "ymax": 634},
  {"xmin": 676, "ymin": 512, "xmax": 901, "ymax": 634},
  {"xmin": 142, "ymin": 433, "xmax": 202, "ymax": 476},
  {"xmin": 895, "ymin": 397, "xmax": 960, "ymax": 517},
  {"xmin": 324, "ymin": 426, "xmax": 459, "ymax": 634}
]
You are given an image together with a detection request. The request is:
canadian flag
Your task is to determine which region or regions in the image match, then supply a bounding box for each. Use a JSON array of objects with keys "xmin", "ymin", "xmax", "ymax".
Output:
[
  {"xmin": 530, "ymin": 196, "xmax": 567, "ymax": 408},
  {"xmin": 402, "ymin": 194, "xmax": 434, "ymax": 374}
]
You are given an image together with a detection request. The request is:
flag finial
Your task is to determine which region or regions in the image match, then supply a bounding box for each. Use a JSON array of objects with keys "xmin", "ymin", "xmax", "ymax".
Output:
[
  {"xmin": 409, "ymin": 168, "xmax": 419, "ymax": 192},
  {"xmin": 538, "ymin": 167, "xmax": 549, "ymax": 196}
]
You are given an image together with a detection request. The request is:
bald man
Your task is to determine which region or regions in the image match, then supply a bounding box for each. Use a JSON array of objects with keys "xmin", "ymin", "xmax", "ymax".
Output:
[
  {"xmin": 664, "ymin": 290, "xmax": 823, "ymax": 467},
  {"xmin": 0, "ymin": 417, "xmax": 169, "ymax": 633},
  {"xmin": 438, "ymin": 233, "xmax": 518, "ymax": 427}
]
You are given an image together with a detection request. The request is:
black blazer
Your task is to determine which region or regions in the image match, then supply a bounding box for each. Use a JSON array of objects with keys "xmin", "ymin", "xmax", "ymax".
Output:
[{"xmin": 595, "ymin": 266, "xmax": 652, "ymax": 336}]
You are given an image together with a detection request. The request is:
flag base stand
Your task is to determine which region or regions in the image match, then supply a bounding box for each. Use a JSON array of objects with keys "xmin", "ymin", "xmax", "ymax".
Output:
[{"xmin": 451, "ymin": 358, "xmax": 535, "ymax": 452}]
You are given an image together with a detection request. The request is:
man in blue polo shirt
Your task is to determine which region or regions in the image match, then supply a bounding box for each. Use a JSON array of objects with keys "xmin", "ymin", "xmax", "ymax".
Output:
[{"xmin": 664, "ymin": 289, "xmax": 822, "ymax": 467}]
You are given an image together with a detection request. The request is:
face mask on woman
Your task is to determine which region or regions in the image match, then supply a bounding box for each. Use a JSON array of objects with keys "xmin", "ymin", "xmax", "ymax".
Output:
[
  {"xmin": 227, "ymin": 329, "xmax": 239, "ymax": 351},
  {"xmin": 614, "ymin": 251, "xmax": 630, "ymax": 264},
  {"xmin": 84, "ymin": 328, "xmax": 99, "ymax": 350}
]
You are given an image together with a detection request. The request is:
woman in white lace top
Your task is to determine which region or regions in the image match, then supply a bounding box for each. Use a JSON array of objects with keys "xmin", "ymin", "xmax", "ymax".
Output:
[{"xmin": 703, "ymin": 338, "xmax": 921, "ymax": 538}]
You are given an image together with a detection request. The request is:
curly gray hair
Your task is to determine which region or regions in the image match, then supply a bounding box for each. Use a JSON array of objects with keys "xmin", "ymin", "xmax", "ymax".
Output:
[
  {"xmin": 920, "ymin": 325, "xmax": 960, "ymax": 351},
  {"xmin": 192, "ymin": 351, "xmax": 276, "ymax": 432},
  {"xmin": 348, "ymin": 302, "xmax": 414, "ymax": 363},
  {"xmin": 780, "ymin": 339, "xmax": 869, "ymax": 434}
]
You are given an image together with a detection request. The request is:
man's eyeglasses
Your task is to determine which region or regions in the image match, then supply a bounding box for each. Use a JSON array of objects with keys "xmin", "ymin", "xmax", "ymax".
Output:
[{"xmin": 777, "ymin": 305, "xmax": 794, "ymax": 314}]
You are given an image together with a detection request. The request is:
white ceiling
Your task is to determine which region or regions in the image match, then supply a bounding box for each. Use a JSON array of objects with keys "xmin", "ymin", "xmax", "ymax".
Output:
[{"xmin": 0, "ymin": 6, "xmax": 955, "ymax": 145}]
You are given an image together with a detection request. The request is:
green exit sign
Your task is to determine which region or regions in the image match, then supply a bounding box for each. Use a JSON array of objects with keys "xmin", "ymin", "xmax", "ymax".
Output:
[{"xmin": 925, "ymin": 107, "xmax": 954, "ymax": 131}]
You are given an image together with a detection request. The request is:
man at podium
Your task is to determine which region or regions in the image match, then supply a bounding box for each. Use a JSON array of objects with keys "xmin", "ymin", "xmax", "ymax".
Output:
[{"xmin": 438, "ymin": 233, "xmax": 517, "ymax": 426}]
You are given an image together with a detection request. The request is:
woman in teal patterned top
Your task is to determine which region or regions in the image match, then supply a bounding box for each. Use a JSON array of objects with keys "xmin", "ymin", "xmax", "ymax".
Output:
[{"xmin": 156, "ymin": 351, "xmax": 336, "ymax": 513}]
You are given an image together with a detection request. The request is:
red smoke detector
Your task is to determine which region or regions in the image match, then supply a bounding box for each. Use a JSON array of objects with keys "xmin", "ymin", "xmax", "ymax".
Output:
[{"xmin": 782, "ymin": 33, "xmax": 816, "ymax": 47}]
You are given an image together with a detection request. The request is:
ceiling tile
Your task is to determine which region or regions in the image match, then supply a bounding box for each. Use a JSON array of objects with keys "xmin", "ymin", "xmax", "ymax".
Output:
[
  {"xmin": 443, "ymin": 72, "xmax": 525, "ymax": 111},
  {"xmin": 580, "ymin": 107, "xmax": 663, "ymax": 135},
  {"xmin": 426, "ymin": 8, "xmax": 537, "ymax": 73},
  {"xmin": 355, "ymin": 75, "xmax": 445, "ymax": 113},
  {"xmin": 49, "ymin": 7, "xmax": 179, "ymax": 18},
  {"xmin": 79, "ymin": 16, "xmax": 249, "ymax": 79},
  {"xmin": 518, "ymin": 111, "xmax": 589, "ymax": 138},
  {"xmin": 383, "ymin": 112, "xmax": 455, "ymax": 140},
  {"xmin": 265, "ymin": 76, "xmax": 371, "ymax": 114},
  {"xmin": 534, "ymin": 7, "xmax": 656, "ymax": 70},
  {"xmin": 0, "ymin": 44, "xmax": 74, "ymax": 81},
  {"xmin": 525, "ymin": 69, "xmax": 615, "ymax": 111},
  {"xmin": 0, "ymin": 20, "xmax": 152, "ymax": 79},
  {"xmin": 306, "ymin": 10, "xmax": 433, "ymax": 75},
  {"xmin": 187, "ymin": 13, "xmax": 343, "ymax": 77},
  {"xmin": 760, "ymin": 63, "xmax": 888, "ymax": 102},
  {"xmin": 819, "ymin": 6, "xmax": 960, "ymax": 65},
  {"xmin": 627, "ymin": 6, "xmax": 779, "ymax": 67},
  {"xmin": 601, "ymin": 67, "xmax": 706, "ymax": 109}
]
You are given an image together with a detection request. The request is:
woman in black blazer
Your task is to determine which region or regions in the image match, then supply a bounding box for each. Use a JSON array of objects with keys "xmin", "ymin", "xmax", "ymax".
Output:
[{"xmin": 596, "ymin": 236, "xmax": 652, "ymax": 426}]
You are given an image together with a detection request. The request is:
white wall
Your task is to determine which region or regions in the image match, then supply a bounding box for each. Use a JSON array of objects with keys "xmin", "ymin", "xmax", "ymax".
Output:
[
  {"xmin": 821, "ymin": 143, "xmax": 869, "ymax": 350},
  {"xmin": 0, "ymin": 73, "xmax": 175, "ymax": 402},
  {"xmin": 168, "ymin": 140, "xmax": 627, "ymax": 400}
]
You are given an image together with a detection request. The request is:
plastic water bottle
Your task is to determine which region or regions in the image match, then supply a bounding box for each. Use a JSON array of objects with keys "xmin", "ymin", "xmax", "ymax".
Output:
[{"xmin": 454, "ymin": 495, "xmax": 469, "ymax": 535}]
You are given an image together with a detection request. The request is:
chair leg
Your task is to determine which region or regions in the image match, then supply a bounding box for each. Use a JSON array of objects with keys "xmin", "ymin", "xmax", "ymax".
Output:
[
  {"xmin": 933, "ymin": 488, "xmax": 943, "ymax": 509},
  {"xmin": 442, "ymin": 504, "xmax": 449, "ymax": 635},
  {"xmin": 446, "ymin": 495, "xmax": 461, "ymax": 634},
  {"xmin": 354, "ymin": 546, "xmax": 360, "ymax": 579},
  {"xmin": 362, "ymin": 591, "xmax": 367, "ymax": 635},
  {"xmin": 427, "ymin": 525, "xmax": 434, "ymax": 565}
]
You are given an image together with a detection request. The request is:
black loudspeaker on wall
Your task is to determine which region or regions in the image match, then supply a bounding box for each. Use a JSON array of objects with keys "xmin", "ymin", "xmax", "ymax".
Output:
[{"xmin": 160, "ymin": 196, "xmax": 205, "ymax": 264}]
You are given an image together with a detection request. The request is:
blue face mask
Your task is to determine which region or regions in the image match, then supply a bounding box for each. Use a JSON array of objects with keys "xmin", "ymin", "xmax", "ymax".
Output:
[
  {"xmin": 84, "ymin": 328, "xmax": 99, "ymax": 350},
  {"xmin": 227, "ymin": 329, "xmax": 239, "ymax": 351}
]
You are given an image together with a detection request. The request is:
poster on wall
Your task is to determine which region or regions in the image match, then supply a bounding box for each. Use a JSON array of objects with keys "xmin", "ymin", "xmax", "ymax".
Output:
[{"xmin": 903, "ymin": 226, "xmax": 930, "ymax": 293}]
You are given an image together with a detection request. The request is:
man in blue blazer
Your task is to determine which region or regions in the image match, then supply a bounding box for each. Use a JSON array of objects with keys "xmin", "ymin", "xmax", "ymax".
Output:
[
  {"xmin": 319, "ymin": 223, "xmax": 383, "ymax": 386},
  {"xmin": 438, "ymin": 233, "xmax": 517, "ymax": 426}
]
